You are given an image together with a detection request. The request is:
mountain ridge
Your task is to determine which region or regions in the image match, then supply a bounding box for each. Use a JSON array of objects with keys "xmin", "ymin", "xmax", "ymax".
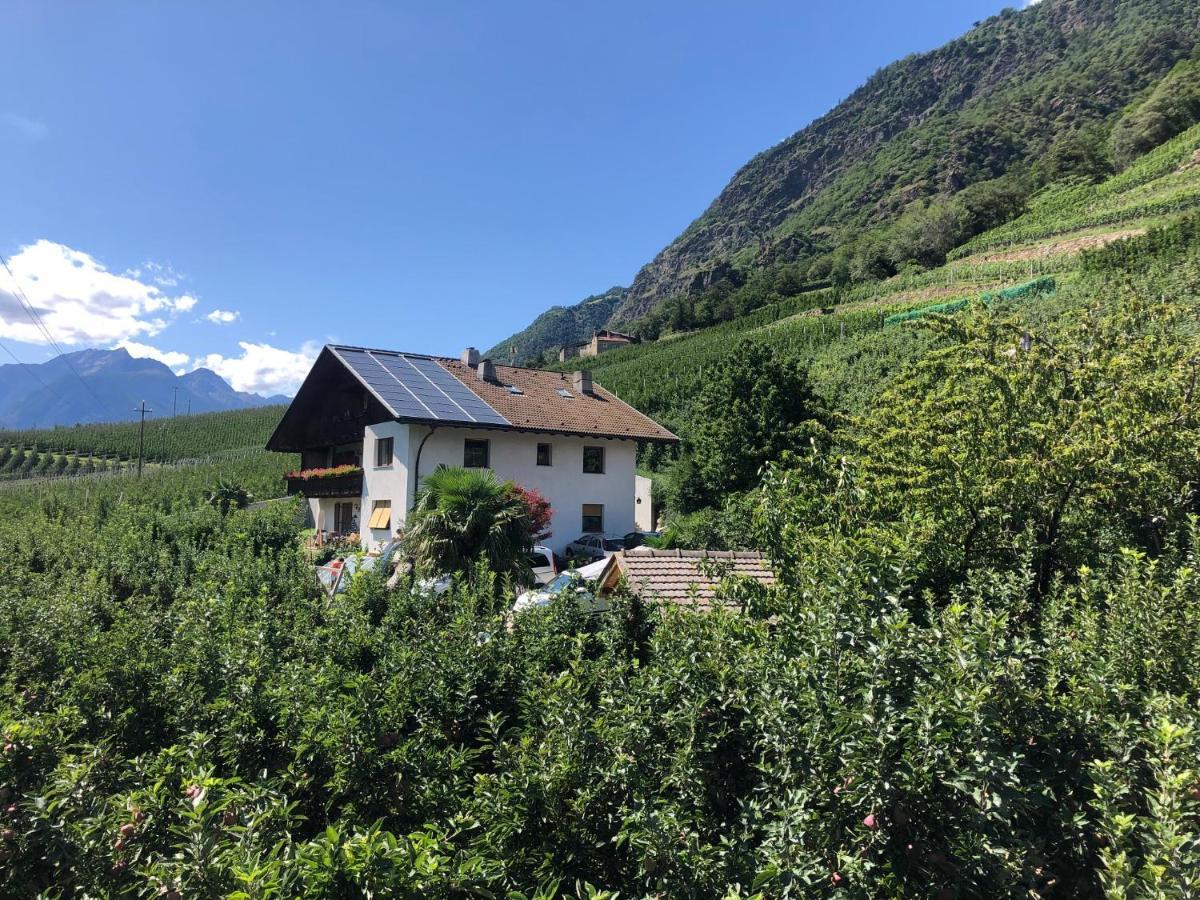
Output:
[
  {"xmin": 484, "ymin": 286, "xmax": 627, "ymax": 364},
  {"xmin": 0, "ymin": 347, "xmax": 287, "ymax": 429},
  {"xmin": 615, "ymin": 0, "xmax": 1200, "ymax": 321},
  {"xmin": 493, "ymin": 0, "xmax": 1200, "ymax": 359}
]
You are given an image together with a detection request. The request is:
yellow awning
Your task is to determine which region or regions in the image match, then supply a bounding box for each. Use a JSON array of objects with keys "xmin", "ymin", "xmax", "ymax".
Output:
[{"xmin": 368, "ymin": 501, "xmax": 391, "ymax": 530}]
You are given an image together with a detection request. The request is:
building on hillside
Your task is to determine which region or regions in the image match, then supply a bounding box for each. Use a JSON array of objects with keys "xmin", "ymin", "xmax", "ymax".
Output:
[
  {"xmin": 266, "ymin": 346, "xmax": 678, "ymax": 553},
  {"xmin": 558, "ymin": 329, "xmax": 636, "ymax": 361},
  {"xmin": 596, "ymin": 549, "xmax": 775, "ymax": 612}
]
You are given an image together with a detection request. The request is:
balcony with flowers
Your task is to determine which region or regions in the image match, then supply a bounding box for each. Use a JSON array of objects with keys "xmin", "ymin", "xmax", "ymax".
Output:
[{"xmin": 284, "ymin": 463, "xmax": 363, "ymax": 499}]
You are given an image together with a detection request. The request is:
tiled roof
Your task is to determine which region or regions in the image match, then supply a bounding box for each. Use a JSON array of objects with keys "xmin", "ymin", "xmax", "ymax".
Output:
[
  {"xmin": 438, "ymin": 359, "xmax": 678, "ymax": 443},
  {"xmin": 599, "ymin": 549, "xmax": 775, "ymax": 610}
]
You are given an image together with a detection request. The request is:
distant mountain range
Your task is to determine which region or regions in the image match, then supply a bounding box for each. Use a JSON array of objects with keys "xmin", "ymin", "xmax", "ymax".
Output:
[
  {"xmin": 0, "ymin": 348, "xmax": 288, "ymax": 429},
  {"xmin": 490, "ymin": 0, "xmax": 1200, "ymax": 360}
]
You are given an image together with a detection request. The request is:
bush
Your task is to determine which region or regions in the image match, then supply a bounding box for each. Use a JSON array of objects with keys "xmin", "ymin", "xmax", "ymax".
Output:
[{"xmin": 4, "ymin": 256, "xmax": 1200, "ymax": 895}]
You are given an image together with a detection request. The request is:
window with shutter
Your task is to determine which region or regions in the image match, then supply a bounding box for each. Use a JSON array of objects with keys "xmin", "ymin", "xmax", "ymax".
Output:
[{"xmin": 368, "ymin": 500, "xmax": 392, "ymax": 530}]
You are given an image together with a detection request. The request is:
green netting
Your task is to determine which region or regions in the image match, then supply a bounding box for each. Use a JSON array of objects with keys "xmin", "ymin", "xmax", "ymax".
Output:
[{"xmin": 885, "ymin": 277, "xmax": 1056, "ymax": 325}]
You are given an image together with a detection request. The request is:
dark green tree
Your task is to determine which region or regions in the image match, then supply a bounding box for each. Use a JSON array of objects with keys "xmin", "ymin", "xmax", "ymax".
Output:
[
  {"xmin": 680, "ymin": 340, "xmax": 827, "ymax": 510},
  {"xmin": 765, "ymin": 296, "xmax": 1200, "ymax": 605}
]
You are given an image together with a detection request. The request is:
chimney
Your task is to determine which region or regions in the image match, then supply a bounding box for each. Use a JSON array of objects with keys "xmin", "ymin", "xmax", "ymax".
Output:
[
  {"xmin": 573, "ymin": 370, "xmax": 593, "ymax": 395},
  {"xmin": 461, "ymin": 347, "xmax": 480, "ymax": 366},
  {"xmin": 476, "ymin": 358, "xmax": 497, "ymax": 382}
]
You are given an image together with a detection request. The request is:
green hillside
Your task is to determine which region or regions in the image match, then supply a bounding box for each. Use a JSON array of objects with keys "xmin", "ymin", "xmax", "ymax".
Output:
[
  {"xmin": 565, "ymin": 123, "xmax": 1200, "ymax": 435},
  {"xmin": 952, "ymin": 121, "xmax": 1200, "ymax": 258},
  {"xmin": 495, "ymin": 0, "xmax": 1200, "ymax": 361},
  {"xmin": 0, "ymin": 405, "xmax": 289, "ymax": 486},
  {"xmin": 616, "ymin": 0, "xmax": 1200, "ymax": 320},
  {"xmin": 0, "ymin": 404, "xmax": 286, "ymax": 468},
  {"xmin": 484, "ymin": 286, "xmax": 627, "ymax": 365}
]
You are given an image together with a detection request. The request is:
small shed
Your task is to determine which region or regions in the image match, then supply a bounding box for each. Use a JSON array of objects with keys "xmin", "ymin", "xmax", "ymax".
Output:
[{"xmin": 597, "ymin": 548, "xmax": 774, "ymax": 611}]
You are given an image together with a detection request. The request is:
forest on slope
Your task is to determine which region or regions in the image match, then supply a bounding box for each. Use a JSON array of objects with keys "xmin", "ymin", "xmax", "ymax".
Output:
[{"xmin": 495, "ymin": 0, "xmax": 1200, "ymax": 363}]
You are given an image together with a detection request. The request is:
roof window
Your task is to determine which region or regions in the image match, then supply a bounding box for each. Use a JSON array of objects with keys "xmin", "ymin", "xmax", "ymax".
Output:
[{"xmin": 556, "ymin": 388, "xmax": 573, "ymax": 398}]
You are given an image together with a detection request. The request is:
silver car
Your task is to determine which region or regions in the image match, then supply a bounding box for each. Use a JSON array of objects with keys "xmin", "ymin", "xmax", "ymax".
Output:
[{"xmin": 566, "ymin": 534, "xmax": 626, "ymax": 563}]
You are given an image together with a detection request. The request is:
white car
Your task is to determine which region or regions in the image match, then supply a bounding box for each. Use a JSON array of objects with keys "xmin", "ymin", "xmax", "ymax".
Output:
[{"xmin": 512, "ymin": 569, "xmax": 608, "ymax": 615}]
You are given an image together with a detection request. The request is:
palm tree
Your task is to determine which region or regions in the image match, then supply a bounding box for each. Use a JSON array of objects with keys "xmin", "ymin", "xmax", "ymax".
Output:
[
  {"xmin": 405, "ymin": 466, "xmax": 533, "ymax": 587},
  {"xmin": 204, "ymin": 479, "xmax": 253, "ymax": 514}
]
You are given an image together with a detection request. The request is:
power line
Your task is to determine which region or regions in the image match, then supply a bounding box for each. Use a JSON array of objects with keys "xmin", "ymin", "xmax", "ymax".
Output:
[
  {"xmin": 0, "ymin": 335, "xmax": 51, "ymax": 392},
  {"xmin": 0, "ymin": 335, "xmax": 55, "ymax": 430},
  {"xmin": 0, "ymin": 252, "xmax": 125, "ymax": 421}
]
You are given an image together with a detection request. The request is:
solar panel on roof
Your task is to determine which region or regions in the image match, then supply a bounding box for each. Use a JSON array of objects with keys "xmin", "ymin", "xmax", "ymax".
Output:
[{"xmin": 332, "ymin": 347, "xmax": 509, "ymax": 427}]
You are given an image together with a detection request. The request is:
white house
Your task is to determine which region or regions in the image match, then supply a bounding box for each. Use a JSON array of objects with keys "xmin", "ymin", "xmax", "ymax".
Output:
[{"xmin": 266, "ymin": 345, "xmax": 678, "ymax": 554}]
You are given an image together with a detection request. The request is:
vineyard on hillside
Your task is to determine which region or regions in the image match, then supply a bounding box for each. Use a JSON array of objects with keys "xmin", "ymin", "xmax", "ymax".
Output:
[
  {"xmin": 0, "ymin": 449, "xmax": 298, "ymax": 508},
  {"xmin": 546, "ymin": 129, "xmax": 1200, "ymax": 433},
  {"xmin": 0, "ymin": 447, "xmax": 133, "ymax": 482},
  {"xmin": 554, "ymin": 274, "xmax": 1066, "ymax": 427},
  {"xmin": 0, "ymin": 405, "xmax": 286, "ymax": 468},
  {"xmin": 952, "ymin": 123, "xmax": 1200, "ymax": 258}
]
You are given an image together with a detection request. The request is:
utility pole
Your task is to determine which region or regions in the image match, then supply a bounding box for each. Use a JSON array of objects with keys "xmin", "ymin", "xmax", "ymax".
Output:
[
  {"xmin": 135, "ymin": 401, "xmax": 151, "ymax": 478},
  {"xmin": 172, "ymin": 386, "xmax": 179, "ymax": 417}
]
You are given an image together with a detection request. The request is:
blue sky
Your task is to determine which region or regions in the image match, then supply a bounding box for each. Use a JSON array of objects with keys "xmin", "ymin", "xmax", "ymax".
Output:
[{"xmin": 0, "ymin": 0, "xmax": 1018, "ymax": 395}]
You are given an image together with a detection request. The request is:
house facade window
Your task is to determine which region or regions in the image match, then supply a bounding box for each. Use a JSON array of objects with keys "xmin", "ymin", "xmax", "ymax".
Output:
[
  {"xmin": 582, "ymin": 445, "xmax": 605, "ymax": 474},
  {"xmin": 374, "ymin": 436, "xmax": 394, "ymax": 468},
  {"xmin": 368, "ymin": 500, "xmax": 391, "ymax": 530},
  {"xmin": 582, "ymin": 503, "xmax": 604, "ymax": 533},
  {"xmin": 536, "ymin": 442, "xmax": 552, "ymax": 466},
  {"xmin": 464, "ymin": 438, "xmax": 490, "ymax": 468}
]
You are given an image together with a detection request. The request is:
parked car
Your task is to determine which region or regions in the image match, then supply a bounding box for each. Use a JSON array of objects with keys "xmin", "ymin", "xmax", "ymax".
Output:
[
  {"xmin": 512, "ymin": 570, "xmax": 608, "ymax": 615},
  {"xmin": 566, "ymin": 534, "xmax": 626, "ymax": 563},
  {"xmin": 527, "ymin": 544, "xmax": 558, "ymax": 586},
  {"xmin": 622, "ymin": 530, "xmax": 662, "ymax": 549}
]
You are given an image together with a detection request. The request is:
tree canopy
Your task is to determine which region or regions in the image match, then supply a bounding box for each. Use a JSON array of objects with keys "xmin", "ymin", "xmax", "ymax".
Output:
[
  {"xmin": 404, "ymin": 466, "xmax": 533, "ymax": 590},
  {"xmin": 669, "ymin": 340, "xmax": 827, "ymax": 512}
]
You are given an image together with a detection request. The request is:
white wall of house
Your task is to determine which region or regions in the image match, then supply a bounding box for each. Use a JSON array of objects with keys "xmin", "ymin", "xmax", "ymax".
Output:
[
  {"xmin": 360, "ymin": 421, "xmax": 411, "ymax": 547},
  {"xmin": 635, "ymin": 474, "xmax": 655, "ymax": 532},
  {"xmin": 353, "ymin": 422, "xmax": 638, "ymax": 553},
  {"xmin": 422, "ymin": 427, "xmax": 638, "ymax": 554},
  {"xmin": 352, "ymin": 424, "xmax": 643, "ymax": 556}
]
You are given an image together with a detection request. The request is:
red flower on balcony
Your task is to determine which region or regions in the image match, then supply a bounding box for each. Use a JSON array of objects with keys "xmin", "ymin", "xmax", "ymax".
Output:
[{"xmin": 284, "ymin": 464, "xmax": 364, "ymax": 481}]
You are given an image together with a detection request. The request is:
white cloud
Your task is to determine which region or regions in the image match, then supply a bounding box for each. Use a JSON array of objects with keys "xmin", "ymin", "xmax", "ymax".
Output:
[
  {"xmin": 0, "ymin": 240, "xmax": 197, "ymax": 346},
  {"xmin": 139, "ymin": 260, "xmax": 184, "ymax": 288},
  {"xmin": 115, "ymin": 339, "xmax": 190, "ymax": 372},
  {"xmin": 1025, "ymin": 0, "xmax": 1043, "ymax": 5},
  {"xmin": 2, "ymin": 113, "xmax": 47, "ymax": 140},
  {"xmin": 205, "ymin": 308, "xmax": 240, "ymax": 324},
  {"xmin": 193, "ymin": 341, "xmax": 318, "ymax": 396}
]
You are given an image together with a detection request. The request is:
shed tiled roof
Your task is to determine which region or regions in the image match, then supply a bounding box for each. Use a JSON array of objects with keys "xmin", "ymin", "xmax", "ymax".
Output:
[
  {"xmin": 438, "ymin": 358, "xmax": 677, "ymax": 443},
  {"xmin": 599, "ymin": 549, "xmax": 775, "ymax": 610}
]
